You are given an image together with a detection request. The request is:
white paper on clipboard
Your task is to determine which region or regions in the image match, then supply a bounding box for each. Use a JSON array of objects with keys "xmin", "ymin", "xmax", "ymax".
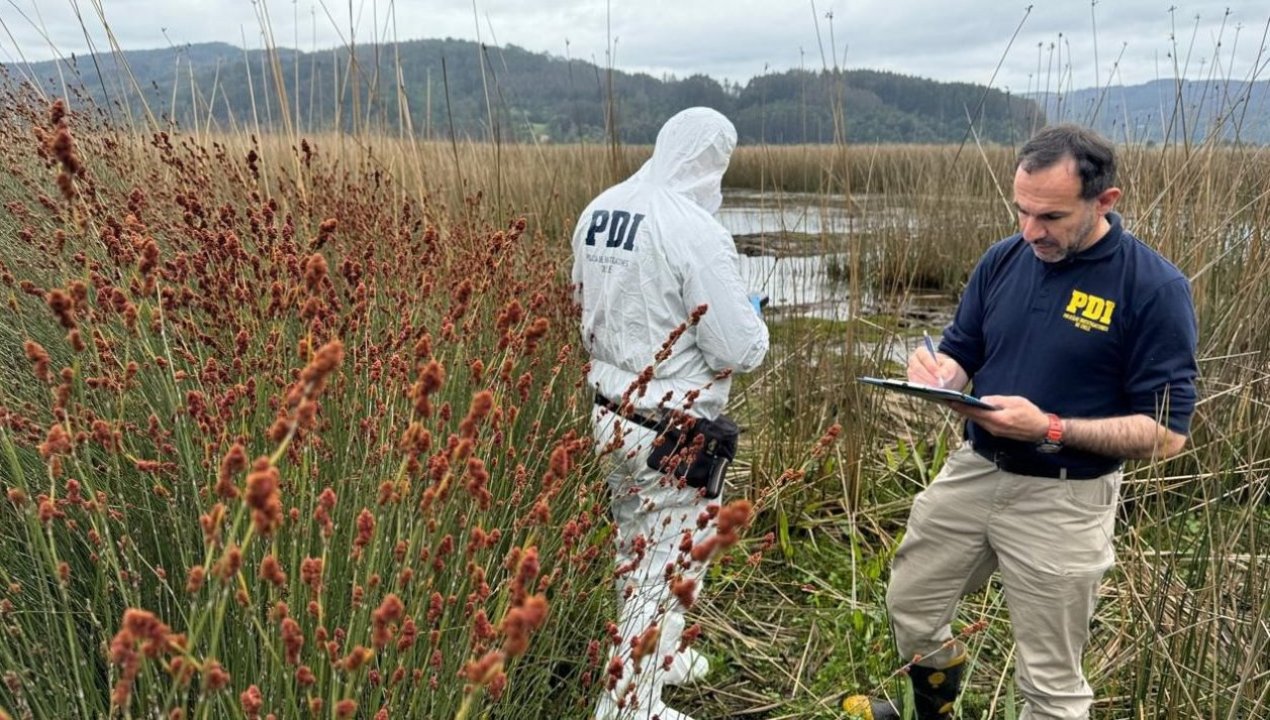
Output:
[{"xmin": 857, "ymin": 376, "xmax": 1001, "ymax": 410}]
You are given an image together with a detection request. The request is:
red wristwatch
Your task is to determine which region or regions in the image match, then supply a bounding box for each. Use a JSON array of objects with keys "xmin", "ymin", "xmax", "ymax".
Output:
[{"xmin": 1037, "ymin": 413, "xmax": 1064, "ymax": 453}]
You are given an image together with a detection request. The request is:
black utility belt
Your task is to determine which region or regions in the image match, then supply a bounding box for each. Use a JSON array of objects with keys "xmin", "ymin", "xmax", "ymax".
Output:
[
  {"xmin": 594, "ymin": 392, "xmax": 738, "ymax": 499},
  {"xmin": 972, "ymin": 445, "xmax": 1121, "ymax": 480},
  {"xmin": 593, "ymin": 392, "xmax": 663, "ymax": 432}
]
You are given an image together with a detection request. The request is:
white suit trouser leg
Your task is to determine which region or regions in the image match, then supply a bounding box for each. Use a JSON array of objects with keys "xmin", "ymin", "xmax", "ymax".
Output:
[
  {"xmin": 886, "ymin": 444, "xmax": 1120, "ymax": 720},
  {"xmin": 591, "ymin": 407, "xmax": 715, "ymax": 720}
]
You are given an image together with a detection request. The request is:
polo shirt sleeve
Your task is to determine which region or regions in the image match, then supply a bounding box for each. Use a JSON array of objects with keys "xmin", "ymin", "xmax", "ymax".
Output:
[
  {"xmin": 1124, "ymin": 276, "xmax": 1198, "ymax": 434},
  {"xmin": 938, "ymin": 254, "xmax": 991, "ymax": 377}
]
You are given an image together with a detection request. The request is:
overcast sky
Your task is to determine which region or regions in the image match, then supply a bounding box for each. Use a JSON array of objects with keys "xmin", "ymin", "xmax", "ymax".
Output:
[{"xmin": 2, "ymin": 1, "xmax": 1267, "ymax": 93}]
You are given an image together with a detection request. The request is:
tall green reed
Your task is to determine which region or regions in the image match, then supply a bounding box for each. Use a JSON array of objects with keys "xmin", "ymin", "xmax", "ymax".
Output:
[{"xmin": 0, "ymin": 87, "xmax": 623, "ymax": 719}]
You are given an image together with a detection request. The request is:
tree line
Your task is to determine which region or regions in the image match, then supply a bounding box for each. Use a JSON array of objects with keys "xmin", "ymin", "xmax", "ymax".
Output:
[{"xmin": 9, "ymin": 38, "xmax": 1043, "ymax": 145}]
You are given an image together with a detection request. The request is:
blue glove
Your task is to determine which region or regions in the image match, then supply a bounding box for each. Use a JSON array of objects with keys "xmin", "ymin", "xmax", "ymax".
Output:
[{"xmin": 748, "ymin": 293, "xmax": 767, "ymax": 317}]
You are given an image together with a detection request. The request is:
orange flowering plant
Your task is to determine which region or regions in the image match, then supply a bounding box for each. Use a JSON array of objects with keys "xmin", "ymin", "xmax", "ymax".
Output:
[{"xmin": 0, "ymin": 90, "xmax": 625, "ymax": 719}]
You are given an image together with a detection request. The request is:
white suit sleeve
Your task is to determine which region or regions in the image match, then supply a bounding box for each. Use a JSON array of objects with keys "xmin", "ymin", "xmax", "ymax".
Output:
[
  {"xmin": 570, "ymin": 248, "xmax": 584, "ymax": 307},
  {"xmin": 682, "ymin": 236, "xmax": 769, "ymax": 373},
  {"xmin": 570, "ymin": 215, "xmax": 592, "ymax": 353}
]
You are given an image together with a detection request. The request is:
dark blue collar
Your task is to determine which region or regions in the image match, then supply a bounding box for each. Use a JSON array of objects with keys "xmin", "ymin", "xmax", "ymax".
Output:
[{"xmin": 1027, "ymin": 211, "xmax": 1127, "ymax": 271}]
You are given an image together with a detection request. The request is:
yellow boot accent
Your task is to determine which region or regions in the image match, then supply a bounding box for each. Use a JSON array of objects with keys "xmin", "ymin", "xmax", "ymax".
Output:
[
  {"xmin": 909, "ymin": 650, "xmax": 967, "ymax": 720},
  {"xmin": 842, "ymin": 696, "xmax": 874, "ymax": 718},
  {"xmin": 843, "ymin": 695, "xmax": 873, "ymax": 716},
  {"xmin": 842, "ymin": 694, "xmax": 900, "ymax": 719}
]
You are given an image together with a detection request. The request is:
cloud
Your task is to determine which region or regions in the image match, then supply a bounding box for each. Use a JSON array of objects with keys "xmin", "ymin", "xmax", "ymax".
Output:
[{"xmin": 1, "ymin": 0, "xmax": 1265, "ymax": 91}]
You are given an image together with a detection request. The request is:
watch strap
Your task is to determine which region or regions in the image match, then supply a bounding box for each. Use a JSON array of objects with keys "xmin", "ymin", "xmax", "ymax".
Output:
[{"xmin": 1044, "ymin": 413, "xmax": 1063, "ymax": 444}]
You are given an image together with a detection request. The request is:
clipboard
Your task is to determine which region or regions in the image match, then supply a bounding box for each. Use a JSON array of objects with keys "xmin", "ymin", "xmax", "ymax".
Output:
[{"xmin": 857, "ymin": 376, "xmax": 1001, "ymax": 410}]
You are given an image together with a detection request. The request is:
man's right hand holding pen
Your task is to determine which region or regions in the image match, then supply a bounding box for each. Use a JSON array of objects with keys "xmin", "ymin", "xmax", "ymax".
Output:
[
  {"xmin": 908, "ymin": 330, "xmax": 969, "ymax": 390},
  {"xmin": 912, "ymin": 331, "xmax": 1043, "ymax": 426}
]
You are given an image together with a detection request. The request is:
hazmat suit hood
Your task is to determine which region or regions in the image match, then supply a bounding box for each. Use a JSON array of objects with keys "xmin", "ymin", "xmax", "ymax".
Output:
[{"xmin": 632, "ymin": 107, "xmax": 736, "ymax": 214}]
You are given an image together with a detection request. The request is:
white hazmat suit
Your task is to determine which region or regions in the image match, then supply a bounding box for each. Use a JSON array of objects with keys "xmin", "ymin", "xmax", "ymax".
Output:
[{"xmin": 571, "ymin": 107, "xmax": 769, "ymax": 720}]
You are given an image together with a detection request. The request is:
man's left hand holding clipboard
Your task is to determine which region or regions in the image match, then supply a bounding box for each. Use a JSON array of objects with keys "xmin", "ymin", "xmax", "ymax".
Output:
[
  {"xmin": 857, "ymin": 376, "xmax": 1002, "ymax": 410},
  {"xmin": 861, "ymin": 331, "xmax": 1000, "ymax": 411}
]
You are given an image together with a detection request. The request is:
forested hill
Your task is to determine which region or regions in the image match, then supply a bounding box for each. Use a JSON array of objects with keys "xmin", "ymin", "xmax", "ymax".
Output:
[{"xmin": 6, "ymin": 38, "xmax": 1041, "ymax": 144}]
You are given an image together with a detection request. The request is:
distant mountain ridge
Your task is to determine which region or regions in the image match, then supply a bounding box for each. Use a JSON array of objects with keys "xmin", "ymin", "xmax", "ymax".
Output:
[
  {"xmin": 1026, "ymin": 78, "xmax": 1270, "ymax": 144},
  {"xmin": 11, "ymin": 41, "xmax": 1266, "ymax": 144},
  {"xmin": 9, "ymin": 41, "xmax": 1268, "ymax": 144},
  {"xmin": 4, "ymin": 39, "xmax": 1048, "ymax": 145}
]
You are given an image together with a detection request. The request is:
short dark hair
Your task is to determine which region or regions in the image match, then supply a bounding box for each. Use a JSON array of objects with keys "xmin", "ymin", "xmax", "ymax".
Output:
[{"xmin": 1017, "ymin": 124, "xmax": 1116, "ymax": 200}]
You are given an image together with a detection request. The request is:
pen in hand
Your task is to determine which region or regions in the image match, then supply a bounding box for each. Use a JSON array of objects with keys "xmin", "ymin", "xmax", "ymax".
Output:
[{"xmin": 923, "ymin": 330, "xmax": 943, "ymax": 387}]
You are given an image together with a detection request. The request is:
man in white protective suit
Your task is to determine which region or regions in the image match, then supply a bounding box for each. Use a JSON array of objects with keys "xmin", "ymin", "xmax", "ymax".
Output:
[{"xmin": 571, "ymin": 107, "xmax": 769, "ymax": 720}]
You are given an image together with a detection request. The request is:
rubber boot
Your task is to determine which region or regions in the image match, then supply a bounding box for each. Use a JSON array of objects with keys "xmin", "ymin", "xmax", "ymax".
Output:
[
  {"xmin": 841, "ymin": 651, "xmax": 965, "ymax": 720},
  {"xmin": 841, "ymin": 695, "xmax": 900, "ymax": 719},
  {"xmin": 909, "ymin": 652, "xmax": 965, "ymax": 719}
]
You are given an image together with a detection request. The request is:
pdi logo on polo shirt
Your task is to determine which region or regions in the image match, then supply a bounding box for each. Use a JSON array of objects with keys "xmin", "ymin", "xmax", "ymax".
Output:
[{"xmin": 1063, "ymin": 290, "xmax": 1116, "ymax": 332}]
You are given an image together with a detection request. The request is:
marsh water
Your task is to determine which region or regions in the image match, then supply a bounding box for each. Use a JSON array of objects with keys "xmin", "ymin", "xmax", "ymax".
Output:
[{"xmin": 720, "ymin": 191, "xmax": 954, "ymax": 336}]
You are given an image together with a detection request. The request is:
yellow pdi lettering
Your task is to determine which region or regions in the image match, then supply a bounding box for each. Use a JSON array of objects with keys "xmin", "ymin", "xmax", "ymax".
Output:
[
  {"xmin": 1099, "ymin": 300, "xmax": 1116, "ymax": 324},
  {"xmin": 1064, "ymin": 289, "xmax": 1116, "ymax": 326},
  {"xmin": 1065, "ymin": 290, "xmax": 1088, "ymax": 314},
  {"xmin": 1082, "ymin": 296, "xmax": 1105, "ymax": 321}
]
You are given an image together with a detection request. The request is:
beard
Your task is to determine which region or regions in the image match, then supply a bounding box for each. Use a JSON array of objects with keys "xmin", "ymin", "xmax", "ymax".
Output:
[
  {"xmin": 1037, "ymin": 208, "xmax": 1100, "ymax": 262},
  {"xmin": 1067, "ymin": 209, "xmax": 1100, "ymax": 256}
]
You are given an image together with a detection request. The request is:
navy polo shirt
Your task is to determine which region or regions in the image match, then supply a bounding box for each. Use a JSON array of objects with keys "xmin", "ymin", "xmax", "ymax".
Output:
[{"xmin": 939, "ymin": 212, "xmax": 1198, "ymax": 476}]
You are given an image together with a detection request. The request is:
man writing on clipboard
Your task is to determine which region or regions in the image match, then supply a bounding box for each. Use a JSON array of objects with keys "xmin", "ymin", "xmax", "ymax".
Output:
[{"xmin": 846, "ymin": 125, "xmax": 1198, "ymax": 720}]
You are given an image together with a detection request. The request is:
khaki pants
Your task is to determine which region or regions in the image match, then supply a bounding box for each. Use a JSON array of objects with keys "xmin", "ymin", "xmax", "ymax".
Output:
[{"xmin": 887, "ymin": 444, "xmax": 1122, "ymax": 720}]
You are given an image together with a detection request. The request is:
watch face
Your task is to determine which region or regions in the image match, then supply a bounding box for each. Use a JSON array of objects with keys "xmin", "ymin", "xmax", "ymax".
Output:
[{"xmin": 1037, "ymin": 441, "xmax": 1062, "ymax": 454}]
